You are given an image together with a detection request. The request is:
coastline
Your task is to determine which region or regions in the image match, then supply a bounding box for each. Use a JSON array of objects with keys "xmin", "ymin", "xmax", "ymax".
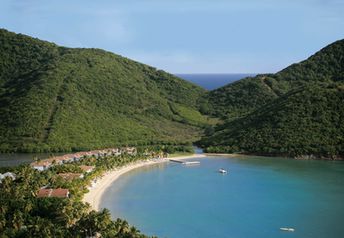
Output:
[
  {"xmin": 204, "ymin": 152, "xmax": 341, "ymax": 160},
  {"xmin": 82, "ymin": 154, "xmax": 205, "ymax": 211},
  {"xmin": 204, "ymin": 153, "xmax": 243, "ymax": 157}
]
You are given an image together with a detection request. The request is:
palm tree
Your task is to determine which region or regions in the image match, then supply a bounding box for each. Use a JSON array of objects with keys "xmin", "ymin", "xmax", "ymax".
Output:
[
  {"xmin": 1, "ymin": 177, "xmax": 13, "ymax": 194},
  {"xmin": 114, "ymin": 218, "xmax": 130, "ymax": 234},
  {"xmin": 27, "ymin": 216, "xmax": 54, "ymax": 237},
  {"xmin": 12, "ymin": 210, "xmax": 24, "ymax": 230},
  {"xmin": 0, "ymin": 213, "xmax": 7, "ymax": 231},
  {"xmin": 129, "ymin": 226, "xmax": 141, "ymax": 237}
]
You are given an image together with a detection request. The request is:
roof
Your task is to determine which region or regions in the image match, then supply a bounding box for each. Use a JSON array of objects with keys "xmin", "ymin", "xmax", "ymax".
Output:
[
  {"xmin": 31, "ymin": 160, "xmax": 52, "ymax": 167},
  {"xmin": 0, "ymin": 172, "xmax": 16, "ymax": 181},
  {"xmin": 79, "ymin": 165, "xmax": 95, "ymax": 172},
  {"xmin": 30, "ymin": 147, "xmax": 129, "ymax": 169},
  {"xmin": 37, "ymin": 188, "xmax": 69, "ymax": 198},
  {"xmin": 57, "ymin": 173, "xmax": 83, "ymax": 181},
  {"xmin": 124, "ymin": 147, "xmax": 136, "ymax": 151}
]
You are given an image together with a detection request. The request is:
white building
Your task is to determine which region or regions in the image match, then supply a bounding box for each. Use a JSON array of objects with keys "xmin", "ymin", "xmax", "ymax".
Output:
[{"xmin": 0, "ymin": 172, "xmax": 16, "ymax": 183}]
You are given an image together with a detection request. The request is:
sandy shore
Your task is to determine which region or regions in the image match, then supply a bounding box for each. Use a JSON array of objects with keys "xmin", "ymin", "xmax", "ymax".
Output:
[
  {"xmin": 82, "ymin": 154, "xmax": 205, "ymax": 211},
  {"xmin": 204, "ymin": 153, "xmax": 242, "ymax": 157}
]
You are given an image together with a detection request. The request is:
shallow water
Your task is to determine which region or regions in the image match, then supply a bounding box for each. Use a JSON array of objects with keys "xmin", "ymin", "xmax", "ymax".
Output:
[
  {"xmin": 101, "ymin": 156, "xmax": 344, "ymax": 238},
  {"xmin": 0, "ymin": 153, "xmax": 64, "ymax": 167}
]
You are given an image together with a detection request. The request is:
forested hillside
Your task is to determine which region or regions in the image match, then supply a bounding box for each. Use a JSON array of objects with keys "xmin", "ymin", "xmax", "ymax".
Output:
[
  {"xmin": 0, "ymin": 29, "xmax": 209, "ymax": 152},
  {"xmin": 202, "ymin": 39, "xmax": 344, "ymax": 120},
  {"xmin": 199, "ymin": 39, "xmax": 344, "ymax": 159},
  {"xmin": 1, "ymin": 28, "xmax": 343, "ymax": 159},
  {"xmin": 199, "ymin": 83, "xmax": 344, "ymax": 158}
]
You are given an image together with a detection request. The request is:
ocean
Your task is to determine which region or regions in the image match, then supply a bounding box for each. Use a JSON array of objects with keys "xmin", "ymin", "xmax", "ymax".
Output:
[
  {"xmin": 176, "ymin": 73, "xmax": 255, "ymax": 90},
  {"xmin": 101, "ymin": 155, "xmax": 344, "ymax": 238}
]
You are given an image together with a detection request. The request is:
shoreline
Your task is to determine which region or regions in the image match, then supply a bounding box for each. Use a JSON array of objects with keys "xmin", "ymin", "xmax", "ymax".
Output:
[
  {"xmin": 82, "ymin": 154, "xmax": 205, "ymax": 211},
  {"xmin": 204, "ymin": 153, "xmax": 243, "ymax": 157}
]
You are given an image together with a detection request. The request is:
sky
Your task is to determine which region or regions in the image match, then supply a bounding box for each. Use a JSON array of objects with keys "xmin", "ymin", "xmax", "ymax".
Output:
[{"xmin": 1, "ymin": 0, "xmax": 343, "ymax": 73}]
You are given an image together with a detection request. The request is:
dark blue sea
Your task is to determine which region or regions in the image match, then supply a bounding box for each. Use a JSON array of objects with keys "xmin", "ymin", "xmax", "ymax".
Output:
[
  {"xmin": 101, "ymin": 155, "xmax": 344, "ymax": 238},
  {"xmin": 176, "ymin": 73, "xmax": 255, "ymax": 90}
]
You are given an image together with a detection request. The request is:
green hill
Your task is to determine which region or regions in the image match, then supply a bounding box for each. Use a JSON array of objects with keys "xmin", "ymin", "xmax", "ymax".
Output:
[
  {"xmin": 199, "ymin": 83, "xmax": 344, "ymax": 159},
  {"xmin": 202, "ymin": 39, "xmax": 344, "ymax": 120},
  {"xmin": 276, "ymin": 39, "xmax": 344, "ymax": 82},
  {"xmin": 0, "ymin": 29, "xmax": 208, "ymax": 152},
  {"xmin": 199, "ymin": 39, "xmax": 344, "ymax": 159},
  {"xmin": 1, "ymin": 28, "xmax": 343, "ymax": 158},
  {"xmin": 200, "ymin": 76, "xmax": 280, "ymax": 119}
]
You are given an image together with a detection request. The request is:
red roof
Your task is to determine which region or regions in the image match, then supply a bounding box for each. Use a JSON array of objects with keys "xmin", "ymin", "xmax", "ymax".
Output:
[{"xmin": 37, "ymin": 188, "xmax": 69, "ymax": 198}]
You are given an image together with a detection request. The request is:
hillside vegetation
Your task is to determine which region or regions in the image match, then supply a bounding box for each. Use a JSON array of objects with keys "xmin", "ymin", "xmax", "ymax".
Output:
[
  {"xmin": 199, "ymin": 39, "xmax": 344, "ymax": 159},
  {"xmin": 0, "ymin": 151, "xmax": 162, "ymax": 237},
  {"xmin": 0, "ymin": 29, "xmax": 209, "ymax": 152},
  {"xmin": 1, "ymin": 28, "xmax": 343, "ymax": 159},
  {"xmin": 200, "ymin": 83, "xmax": 344, "ymax": 158},
  {"xmin": 202, "ymin": 39, "xmax": 344, "ymax": 120}
]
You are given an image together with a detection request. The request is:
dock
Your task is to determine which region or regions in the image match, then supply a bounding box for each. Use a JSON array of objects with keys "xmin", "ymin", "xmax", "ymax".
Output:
[{"xmin": 169, "ymin": 159, "xmax": 200, "ymax": 165}]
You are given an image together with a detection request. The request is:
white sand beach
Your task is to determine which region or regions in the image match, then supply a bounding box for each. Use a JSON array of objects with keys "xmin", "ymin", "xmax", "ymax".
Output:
[
  {"xmin": 204, "ymin": 153, "xmax": 243, "ymax": 157},
  {"xmin": 82, "ymin": 154, "xmax": 205, "ymax": 211}
]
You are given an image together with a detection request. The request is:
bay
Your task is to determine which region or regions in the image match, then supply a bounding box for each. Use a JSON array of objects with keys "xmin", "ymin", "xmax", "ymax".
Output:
[{"xmin": 101, "ymin": 155, "xmax": 344, "ymax": 238}]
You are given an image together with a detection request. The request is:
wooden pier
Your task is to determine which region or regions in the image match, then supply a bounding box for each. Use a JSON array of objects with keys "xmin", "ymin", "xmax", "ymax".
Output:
[{"xmin": 169, "ymin": 159, "xmax": 200, "ymax": 165}]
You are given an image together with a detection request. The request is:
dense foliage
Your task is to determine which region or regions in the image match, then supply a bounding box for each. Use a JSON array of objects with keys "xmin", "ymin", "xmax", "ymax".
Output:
[
  {"xmin": 200, "ymin": 76, "xmax": 280, "ymax": 119},
  {"xmin": 276, "ymin": 39, "xmax": 344, "ymax": 82},
  {"xmin": 1, "ymin": 27, "xmax": 344, "ymax": 159},
  {"xmin": 199, "ymin": 39, "xmax": 344, "ymax": 159},
  {"xmin": 0, "ymin": 29, "xmax": 210, "ymax": 152},
  {"xmin": 0, "ymin": 151, "xmax": 163, "ymax": 237},
  {"xmin": 199, "ymin": 83, "xmax": 344, "ymax": 158},
  {"xmin": 202, "ymin": 39, "xmax": 344, "ymax": 120}
]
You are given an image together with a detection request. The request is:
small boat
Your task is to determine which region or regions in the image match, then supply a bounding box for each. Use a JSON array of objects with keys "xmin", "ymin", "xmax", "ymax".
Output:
[
  {"xmin": 280, "ymin": 227, "xmax": 295, "ymax": 232},
  {"xmin": 218, "ymin": 168, "xmax": 227, "ymax": 174}
]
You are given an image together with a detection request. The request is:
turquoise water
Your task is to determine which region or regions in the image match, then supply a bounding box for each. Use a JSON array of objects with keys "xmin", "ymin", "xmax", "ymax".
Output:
[{"xmin": 101, "ymin": 156, "xmax": 344, "ymax": 238}]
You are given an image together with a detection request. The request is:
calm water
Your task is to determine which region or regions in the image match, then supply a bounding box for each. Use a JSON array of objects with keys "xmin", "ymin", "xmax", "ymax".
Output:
[
  {"xmin": 176, "ymin": 74, "xmax": 255, "ymax": 90},
  {"xmin": 0, "ymin": 153, "xmax": 64, "ymax": 167},
  {"xmin": 101, "ymin": 156, "xmax": 344, "ymax": 238}
]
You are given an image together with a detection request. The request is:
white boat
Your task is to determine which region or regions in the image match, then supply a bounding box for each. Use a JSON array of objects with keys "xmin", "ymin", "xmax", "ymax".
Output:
[
  {"xmin": 218, "ymin": 168, "xmax": 227, "ymax": 174},
  {"xmin": 280, "ymin": 227, "xmax": 295, "ymax": 232}
]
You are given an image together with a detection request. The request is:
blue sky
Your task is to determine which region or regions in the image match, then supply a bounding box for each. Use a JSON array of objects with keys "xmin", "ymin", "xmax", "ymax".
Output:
[{"xmin": 1, "ymin": 0, "xmax": 343, "ymax": 73}]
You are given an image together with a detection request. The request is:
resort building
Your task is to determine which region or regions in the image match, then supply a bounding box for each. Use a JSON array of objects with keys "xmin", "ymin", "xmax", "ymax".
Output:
[
  {"xmin": 0, "ymin": 172, "xmax": 16, "ymax": 183},
  {"xmin": 57, "ymin": 173, "xmax": 84, "ymax": 181},
  {"xmin": 30, "ymin": 147, "xmax": 137, "ymax": 171},
  {"xmin": 37, "ymin": 188, "xmax": 70, "ymax": 198},
  {"xmin": 122, "ymin": 147, "xmax": 137, "ymax": 155},
  {"xmin": 79, "ymin": 165, "xmax": 95, "ymax": 173},
  {"xmin": 111, "ymin": 148, "xmax": 122, "ymax": 156},
  {"xmin": 31, "ymin": 160, "xmax": 53, "ymax": 171},
  {"xmin": 31, "ymin": 153, "xmax": 85, "ymax": 171}
]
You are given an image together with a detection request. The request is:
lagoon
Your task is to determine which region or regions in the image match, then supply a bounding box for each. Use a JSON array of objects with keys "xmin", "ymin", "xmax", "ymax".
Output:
[
  {"xmin": 0, "ymin": 153, "xmax": 64, "ymax": 167},
  {"xmin": 101, "ymin": 155, "xmax": 344, "ymax": 238}
]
